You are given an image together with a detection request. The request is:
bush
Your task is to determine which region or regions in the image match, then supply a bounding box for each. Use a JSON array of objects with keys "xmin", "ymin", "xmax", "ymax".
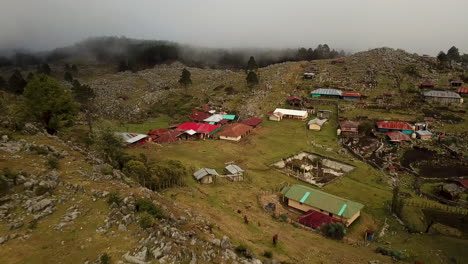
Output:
[
  {"xmin": 100, "ymin": 166, "xmax": 114, "ymax": 175},
  {"xmin": 99, "ymin": 253, "xmax": 110, "ymax": 264},
  {"xmin": 135, "ymin": 198, "xmax": 165, "ymax": 219},
  {"xmin": 28, "ymin": 218, "xmax": 39, "ymax": 229},
  {"xmin": 35, "ymin": 185, "xmax": 51, "ymax": 196},
  {"xmin": 376, "ymin": 247, "xmax": 407, "ymax": 260},
  {"xmin": 279, "ymin": 213, "xmax": 288, "ymax": 222},
  {"xmin": 29, "ymin": 145, "xmax": 50, "ymax": 155},
  {"xmin": 107, "ymin": 191, "xmax": 122, "ymax": 205},
  {"xmin": 235, "ymin": 244, "xmax": 248, "ymax": 255},
  {"xmin": 46, "ymin": 156, "xmax": 59, "ymax": 169},
  {"xmin": 263, "ymin": 250, "xmax": 273, "ymax": 258},
  {"xmin": 139, "ymin": 213, "xmax": 154, "ymax": 229},
  {"xmin": 320, "ymin": 222, "xmax": 346, "ymax": 240}
]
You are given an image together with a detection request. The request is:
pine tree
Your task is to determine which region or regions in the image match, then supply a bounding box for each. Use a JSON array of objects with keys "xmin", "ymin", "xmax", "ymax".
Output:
[
  {"xmin": 437, "ymin": 51, "xmax": 448, "ymax": 64},
  {"xmin": 64, "ymin": 72, "xmax": 73, "ymax": 82},
  {"xmin": 247, "ymin": 56, "xmax": 258, "ymax": 71},
  {"xmin": 8, "ymin": 70, "xmax": 27, "ymax": 94},
  {"xmin": 27, "ymin": 72, "xmax": 35, "ymax": 81},
  {"xmin": 37, "ymin": 63, "xmax": 52, "ymax": 75},
  {"xmin": 178, "ymin": 68, "xmax": 192, "ymax": 87},
  {"xmin": 246, "ymin": 71, "xmax": 259, "ymax": 87},
  {"xmin": 447, "ymin": 46, "xmax": 460, "ymax": 62}
]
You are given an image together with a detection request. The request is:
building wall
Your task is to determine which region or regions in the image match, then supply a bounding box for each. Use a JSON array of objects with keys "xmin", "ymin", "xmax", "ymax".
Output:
[
  {"xmin": 425, "ymin": 96, "xmax": 462, "ymax": 104},
  {"xmin": 287, "ymin": 199, "xmax": 359, "ymax": 227},
  {"xmin": 308, "ymin": 124, "xmax": 322, "ymax": 130},
  {"xmin": 418, "ymin": 135, "xmax": 432, "ymax": 140},
  {"xmin": 269, "ymin": 115, "xmax": 282, "ymax": 121},
  {"xmin": 200, "ymin": 176, "xmax": 213, "ymax": 184},
  {"xmin": 220, "ymin": 135, "xmax": 242, "ymax": 141}
]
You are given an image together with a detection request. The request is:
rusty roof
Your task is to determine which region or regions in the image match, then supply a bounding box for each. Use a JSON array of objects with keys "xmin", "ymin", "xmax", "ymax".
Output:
[
  {"xmin": 376, "ymin": 121, "xmax": 414, "ymax": 131},
  {"xmin": 386, "ymin": 131, "xmax": 411, "ymax": 142},
  {"xmin": 218, "ymin": 123, "xmax": 252, "ymax": 138}
]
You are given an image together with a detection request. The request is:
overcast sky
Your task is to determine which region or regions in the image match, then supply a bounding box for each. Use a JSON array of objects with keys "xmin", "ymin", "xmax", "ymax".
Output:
[{"xmin": 1, "ymin": 0, "xmax": 467, "ymax": 55}]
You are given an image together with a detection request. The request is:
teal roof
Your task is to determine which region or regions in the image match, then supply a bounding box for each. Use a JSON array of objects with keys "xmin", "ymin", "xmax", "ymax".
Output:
[
  {"xmin": 224, "ymin": 115, "xmax": 236, "ymax": 120},
  {"xmin": 281, "ymin": 184, "xmax": 364, "ymax": 219}
]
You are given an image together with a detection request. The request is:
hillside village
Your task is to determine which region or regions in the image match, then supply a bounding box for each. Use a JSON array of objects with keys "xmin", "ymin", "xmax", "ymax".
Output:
[{"xmin": 0, "ymin": 46, "xmax": 467, "ymax": 264}]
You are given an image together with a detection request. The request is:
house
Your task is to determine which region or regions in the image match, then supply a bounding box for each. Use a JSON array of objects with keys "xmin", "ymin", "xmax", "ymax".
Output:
[
  {"xmin": 116, "ymin": 133, "xmax": 148, "ymax": 145},
  {"xmin": 225, "ymin": 164, "xmax": 244, "ymax": 182},
  {"xmin": 423, "ymin": 90, "xmax": 463, "ymax": 104},
  {"xmin": 331, "ymin": 58, "xmax": 346, "ymax": 64},
  {"xmin": 287, "ymin": 96, "xmax": 303, "ymax": 106},
  {"xmin": 193, "ymin": 168, "xmax": 219, "ymax": 184},
  {"xmin": 269, "ymin": 108, "xmax": 308, "ymax": 121},
  {"xmin": 419, "ymin": 82, "xmax": 434, "ymax": 89},
  {"xmin": 147, "ymin": 128, "xmax": 169, "ymax": 141},
  {"xmin": 457, "ymin": 87, "xmax": 468, "ymax": 97},
  {"xmin": 416, "ymin": 130, "xmax": 433, "ymax": 140},
  {"xmin": 341, "ymin": 91, "xmax": 361, "ymax": 100},
  {"xmin": 317, "ymin": 110, "xmax": 332, "ymax": 119},
  {"xmin": 281, "ymin": 184, "xmax": 364, "ymax": 227},
  {"xmin": 203, "ymin": 114, "xmax": 225, "ymax": 124},
  {"xmin": 308, "ymin": 118, "xmax": 327, "ymax": 131},
  {"xmin": 190, "ymin": 111, "xmax": 211, "ymax": 122},
  {"xmin": 376, "ymin": 121, "xmax": 414, "ymax": 134},
  {"xmin": 457, "ymin": 180, "xmax": 468, "ymax": 189},
  {"xmin": 218, "ymin": 123, "xmax": 253, "ymax": 142},
  {"xmin": 310, "ymin": 88, "xmax": 342, "ymax": 98},
  {"xmin": 240, "ymin": 117, "xmax": 263, "ymax": 127},
  {"xmin": 386, "ymin": 131, "xmax": 411, "ymax": 143},
  {"xmin": 303, "ymin": 72, "xmax": 315, "ymax": 79},
  {"xmin": 450, "ymin": 80, "xmax": 463, "ymax": 87},
  {"xmin": 152, "ymin": 130, "xmax": 182, "ymax": 144},
  {"xmin": 338, "ymin": 120, "xmax": 359, "ymax": 135},
  {"xmin": 176, "ymin": 122, "xmax": 220, "ymax": 139}
]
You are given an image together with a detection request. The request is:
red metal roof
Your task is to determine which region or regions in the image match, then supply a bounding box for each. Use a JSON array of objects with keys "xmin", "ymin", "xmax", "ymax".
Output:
[
  {"xmin": 190, "ymin": 111, "xmax": 211, "ymax": 122},
  {"xmin": 420, "ymin": 82, "xmax": 434, "ymax": 87},
  {"xmin": 386, "ymin": 131, "xmax": 411, "ymax": 142},
  {"xmin": 339, "ymin": 120, "xmax": 359, "ymax": 131},
  {"xmin": 176, "ymin": 122, "xmax": 220, "ymax": 134},
  {"xmin": 341, "ymin": 91, "xmax": 361, "ymax": 97},
  {"xmin": 458, "ymin": 180, "xmax": 468, "ymax": 189},
  {"xmin": 148, "ymin": 128, "xmax": 169, "ymax": 136},
  {"xmin": 240, "ymin": 117, "xmax": 263, "ymax": 127},
  {"xmin": 457, "ymin": 87, "xmax": 468, "ymax": 94},
  {"xmin": 154, "ymin": 130, "xmax": 182, "ymax": 144},
  {"xmin": 218, "ymin": 123, "xmax": 252, "ymax": 138},
  {"xmin": 298, "ymin": 210, "xmax": 340, "ymax": 229},
  {"xmin": 376, "ymin": 121, "xmax": 414, "ymax": 131},
  {"xmin": 287, "ymin": 96, "xmax": 302, "ymax": 101}
]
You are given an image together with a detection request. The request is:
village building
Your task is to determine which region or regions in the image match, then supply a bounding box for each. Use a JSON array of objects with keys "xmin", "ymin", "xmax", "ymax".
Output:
[
  {"xmin": 116, "ymin": 133, "xmax": 148, "ymax": 145},
  {"xmin": 376, "ymin": 121, "xmax": 414, "ymax": 134},
  {"xmin": 423, "ymin": 90, "xmax": 463, "ymax": 104},
  {"xmin": 225, "ymin": 164, "xmax": 244, "ymax": 182},
  {"xmin": 287, "ymin": 96, "xmax": 303, "ymax": 106},
  {"xmin": 281, "ymin": 184, "xmax": 364, "ymax": 227},
  {"xmin": 240, "ymin": 117, "xmax": 263, "ymax": 128},
  {"xmin": 310, "ymin": 88, "xmax": 342, "ymax": 98},
  {"xmin": 152, "ymin": 130, "xmax": 182, "ymax": 144},
  {"xmin": 190, "ymin": 111, "xmax": 211, "ymax": 122},
  {"xmin": 338, "ymin": 120, "xmax": 359, "ymax": 135},
  {"xmin": 218, "ymin": 123, "xmax": 253, "ymax": 142},
  {"xmin": 341, "ymin": 91, "xmax": 362, "ymax": 100},
  {"xmin": 203, "ymin": 114, "xmax": 225, "ymax": 124},
  {"xmin": 193, "ymin": 168, "xmax": 219, "ymax": 184},
  {"xmin": 269, "ymin": 108, "xmax": 308, "ymax": 121},
  {"xmin": 450, "ymin": 80, "xmax": 464, "ymax": 87},
  {"xmin": 303, "ymin": 72, "xmax": 315, "ymax": 79},
  {"xmin": 331, "ymin": 58, "xmax": 346, "ymax": 64},
  {"xmin": 457, "ymin": 87, "xmax": 468, "ymax": 97},
  {"xmin": 414, "ymin": 122, "xmax": 428, "ymax": 131},
  {"xmin": 176, "ymin": 122, "xmax": 220, "ymax": 140},
  {"xmin": 416, "ymin": 130, "xmax": 433, "ymax": 140},
  {"xmin": 386, "ymin": 131, "xmax": 411, "ymax": 143},
  {"xmin": 317, "ymin": 110, "xmax": 332, "ymax": 119},
  {"xmin": 307, "ymin": 118, "xmax": 327, "ymax": 131},
  {"xmin": 419, "ymin": 82, "xmax": 435, "ymax": 89}
]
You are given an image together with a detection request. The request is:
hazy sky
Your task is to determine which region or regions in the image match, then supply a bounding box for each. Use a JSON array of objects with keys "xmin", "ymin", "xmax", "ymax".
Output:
[{"xmin": 1, "ymin": 0, "xmax": 467, "ymax": 55}]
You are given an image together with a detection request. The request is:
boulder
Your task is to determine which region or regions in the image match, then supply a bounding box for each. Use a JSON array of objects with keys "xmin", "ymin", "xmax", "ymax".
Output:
[
  {"xmin": 29, "ymin": 199, "xmax": 52, "ymax": 213},
  {"xmin": 220, "ymin": 236, "xmax": 231, "ymax": 249}
]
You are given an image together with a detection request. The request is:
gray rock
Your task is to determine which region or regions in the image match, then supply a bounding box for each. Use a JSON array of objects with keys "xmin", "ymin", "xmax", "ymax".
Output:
[
  {"xmin": 220, "ymin": 235, "xmax": 231, "ymax": 249},
  {"xmin": 30, "ymin": 199, "xmax": 52, "ymax": 213},
  {"xmin": 0, "ymin": 236, "xmax": 8, "ymax": 244},
  {"xmin": 1, "ymin": 135, "xmax": 8, "ymax": 142},
  {"xmin": 9, "ymin": 220, "xmax": 24, "ymax": 230},
  {"xmin": 211, "ymin": 238, "xmax": 221, "ymax": 247},
  {"xmin": 118, "ymin": 224, "xmax": 127, "ymax": 231}
]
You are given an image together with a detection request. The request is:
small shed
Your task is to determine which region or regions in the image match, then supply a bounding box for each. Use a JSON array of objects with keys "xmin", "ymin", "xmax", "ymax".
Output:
[
  {"xmin": 317, "ymin": 110, "xmax": 332, "ymax": 119},
  {"xmin": 225, "ymin": 164, "xmax": 244, "ymax": 182},
  {"xmin": 190, "ymin": 111, "xmax": 211, "ymax": 122},
  {"xmin": 287, "ymin": 96, "xmax": 303, "ymax": 106},
  {"xmin": 450, "ymin": 80, "xmax": 463, "ymax": 87},
  {"xmin": 311, "ymin": 88, "xmax": 342, "ymax": 98},
  {"xmin": 193, "ymin": 168, "xmax": 219, "ymax": 184},
  {"xmin": 240, "ymin": 117, "xmax": 263, "ymax": 127},
  {"xmin": 416, "ymin": 130, "xmax": 433, "ymax": 140},
  {"xmin": 419, "ymin": 82, "xmax": 434, "ymax": 89},
  {"xmin": 308, "ymin": 118, "xmax": 327, "ymax": 131},
  {"xmin": 339, "ymin": 120, "xmax": 359, "ymax": 135},
  {"xmin": 423, "ymin": 90, "xmax": 463, "ymax": 104},
  {"xmin": 303, "ymin": 72, "xmax": 315, "ymax": 79}
]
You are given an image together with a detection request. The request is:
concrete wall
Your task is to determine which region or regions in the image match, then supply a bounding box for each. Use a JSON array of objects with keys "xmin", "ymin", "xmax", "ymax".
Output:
[
  {"xmin": 220, "ymin": 135, "xmax": 242, "ymax": 141},
  {"xmin": 308, "ymin": 124, "xmax": 322, "ymax": 130}
]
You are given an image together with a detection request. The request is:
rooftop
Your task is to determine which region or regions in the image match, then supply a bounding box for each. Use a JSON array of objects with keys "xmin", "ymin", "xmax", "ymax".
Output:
[
  {"xmin": 386, "ymin": 131, "xmax": 411, "ymax": 142},
  {"xmin": 240, "ymin": 117, "xmax": 263, "ymax": 127},
  {"xmin": 193, "ymin": 168, "xmax": 219, "ymax": 180},
  {"xmin": 376, "ymin": 121, "xmax": 414, "ymax": 131},
  {"xmin": 116, "ymin": 133, "xmax": 147, "ymax": 144},
  {"xmin": 176, "ymin": 122, "xmax": 220, "ymax": 134},
  {"xmin": 225, "ymin": 164, "xmax": 244, "ymax": 174},
  {"xmin": 423, "ymin": 90, "xmax": 462, "ymax": 99},
  {"xmin": 273, "ymin": 108, "xmax": 308, "ymax": 117},
  {"xmin": 308, "ymin": 118, "xmax": 327, "ymax": 126},
  {"xmin": 311, "ymin": 88, "xmax": 342, "ymax": 96},
  {"xmin": 218, "ymin": 123, "xmax": 252, "ymax": 138}
]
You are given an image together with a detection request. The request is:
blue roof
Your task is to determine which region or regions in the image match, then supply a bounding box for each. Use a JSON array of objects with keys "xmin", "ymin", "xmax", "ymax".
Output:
[{"xmin": 223, "ymin": 115, "xmax": 236, "ymax": 120}]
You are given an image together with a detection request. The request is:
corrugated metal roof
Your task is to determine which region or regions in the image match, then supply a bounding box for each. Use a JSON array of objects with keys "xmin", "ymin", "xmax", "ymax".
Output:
[
  {"xmin": 225, "ymin": 164, "xmax": 244, "ymax": 174},
  {"xmin": 223, "ymin": 114, "xmax": 236, "ymax": 120},
  {"xmin": 240, "ymin": 117, "xmax": 263, "ymax": 127},
  {"xmin": 457, "ymin": 87, "xmax": 468, "ymax": 94},
  {"xmin": 218, "ymin": 123, "xmax": 252, "ymax": 138},
  {"xmin": 203, "ymin": 114, "xmax": 225, "ymax": 123},
  {"xmin": 287, "ymin": 96, "xmax": 302, "ymax": 101},
  {"xmin": 423, "ymin": 90, "xmax": 461, "ymax": 99},
  {"xmin": 308, "ymin": 118, "xmax": 327, "ymax": 126},
  {"xmin": 273, "ymin": 108, "xmax": 308, "ymax": 117},
  {"xmin": 339, "ymin": 120, "xmax": 359, "ymax": 129},
  {"xmin": 190, "ymin": 111, "xmax": 211, "ymax": 122},
  {"xmin": 281, "ymin": 185, "xmax": 364, "ymax": 219},
  {"xmin": 386, "ymin": 131, "xmax": 411, "ymax": 142},
  {"xmin": 193, "ymin": 168, "xmax": 219, "ymax": 180},
  {"xmin": 416, "ymin": 130, "xmax": 433, "ymax": 136},
  {"xmin": 310, "ymin": 88, "xmax": 342, "ymax": 96},
  {"xmin": 341, "ymin": 91, "xmax": 361, "ymax": 97},
  {"xmin": 176, "ymin": 122, "xmax": 220, "ymax": 134},
  {"xmin": 376, "ymin": 121, "xmax": 414, "ymax": 131},
  {"xmin": 116, "ymin": 133, "xmax": 148, "ymax": 144}
]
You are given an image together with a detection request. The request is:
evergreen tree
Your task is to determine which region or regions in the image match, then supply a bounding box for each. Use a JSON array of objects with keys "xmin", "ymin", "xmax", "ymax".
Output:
[
  {"xmin": 8, "ymin": 70, "xmax": 27, "ymax": 94},
  {"xmin": 23, "ymin": 74, "xmax": 78, "ymax": 134},
  {"xmin": 297, "ymin": 48, "xmax": 308, "ymax": 60},
  {"xmin": 64, "ymin": 72, "xmax": 73, "ymax": 82},
  {"xmin": 72, "ymin": 79, "xmax": 95, "ymax": 132},
  {"xmin": 247, "ymin": 56, "xmax": 258, "ymax": 71},
  {"xmin": 437, "ymin": 51, "xmax": 448, "ymax": 64},
  {"xmin": 37, "ymin": 63, "xmax": 52, "ymax": 75},
  {"xmin": 71, "ymin": 64, "xmax": 78, "ymax": 72},
  {"xmin": 27, "ymin": 72, "xmax": 35, "ymax": 81},
  {"xmin": 178, "ymin": 68, "xmax": 192, "ymax": 87},
  {"xmin": 246, "ymin": 71, "xmax": 259, "ymax": 87},
  {"xmin": 447, "ymin": 46, "xmax": 460, "ymax": 62}
]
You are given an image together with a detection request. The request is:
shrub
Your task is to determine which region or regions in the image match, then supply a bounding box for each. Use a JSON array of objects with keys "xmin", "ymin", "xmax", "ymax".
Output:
[
  {"xmin": 28, "ymin": 219, "xmax": 39, "ymax": 229},
  {"xmin": 135, "ymin": 198, "xmax": 165, "ymax": 219},
  {"xmin": 107, "ymin": 191, "xmax": 122, "ymax": 205},
  {"xmin": 263, "ymin": 250, "xmax": 273, "ymax": 258},
  {"xmin": 279, "ymin": 213, "xmax": 288, "ymax": 222},
  {"xmin": 29, "ymin": 145, "xmax": 49, "ymax": 155},
  {"xmin": 320, "ymin": 222, "xmax": 346, "ymax": 240},
  {"xmin": 100, "ymin": 166, "xmax": 114, "ymax": 175},
  {"xmin": 376, "ymin": 247, "xmax": 407, "ymax": 260},
  {"xmin": 99, "ymin": 253, "xmax": 110, "ymax": 264},
  {"xmin": 139, "ymin": 213, "xmax": 155, "ymax": 229},
  {"xmin": 35, "ymin": 185, "xmax": 50, "ymax": 196},
  {"xmin": 46, "ymin": 156, "xmax": 59, "ymax": 169},
  {"xmin": 235, "ymin": 244, "xmax": 248, "ymax": 255}
]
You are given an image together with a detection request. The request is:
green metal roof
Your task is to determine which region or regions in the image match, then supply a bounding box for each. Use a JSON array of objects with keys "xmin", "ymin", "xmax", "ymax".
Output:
[
  {"xmin": 223, "ymin": 115, "xmax": 236, "ymax": 120},
  {"xmin": 281, "ymin": 185, "xmax": 364, "ymax": 219}
]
